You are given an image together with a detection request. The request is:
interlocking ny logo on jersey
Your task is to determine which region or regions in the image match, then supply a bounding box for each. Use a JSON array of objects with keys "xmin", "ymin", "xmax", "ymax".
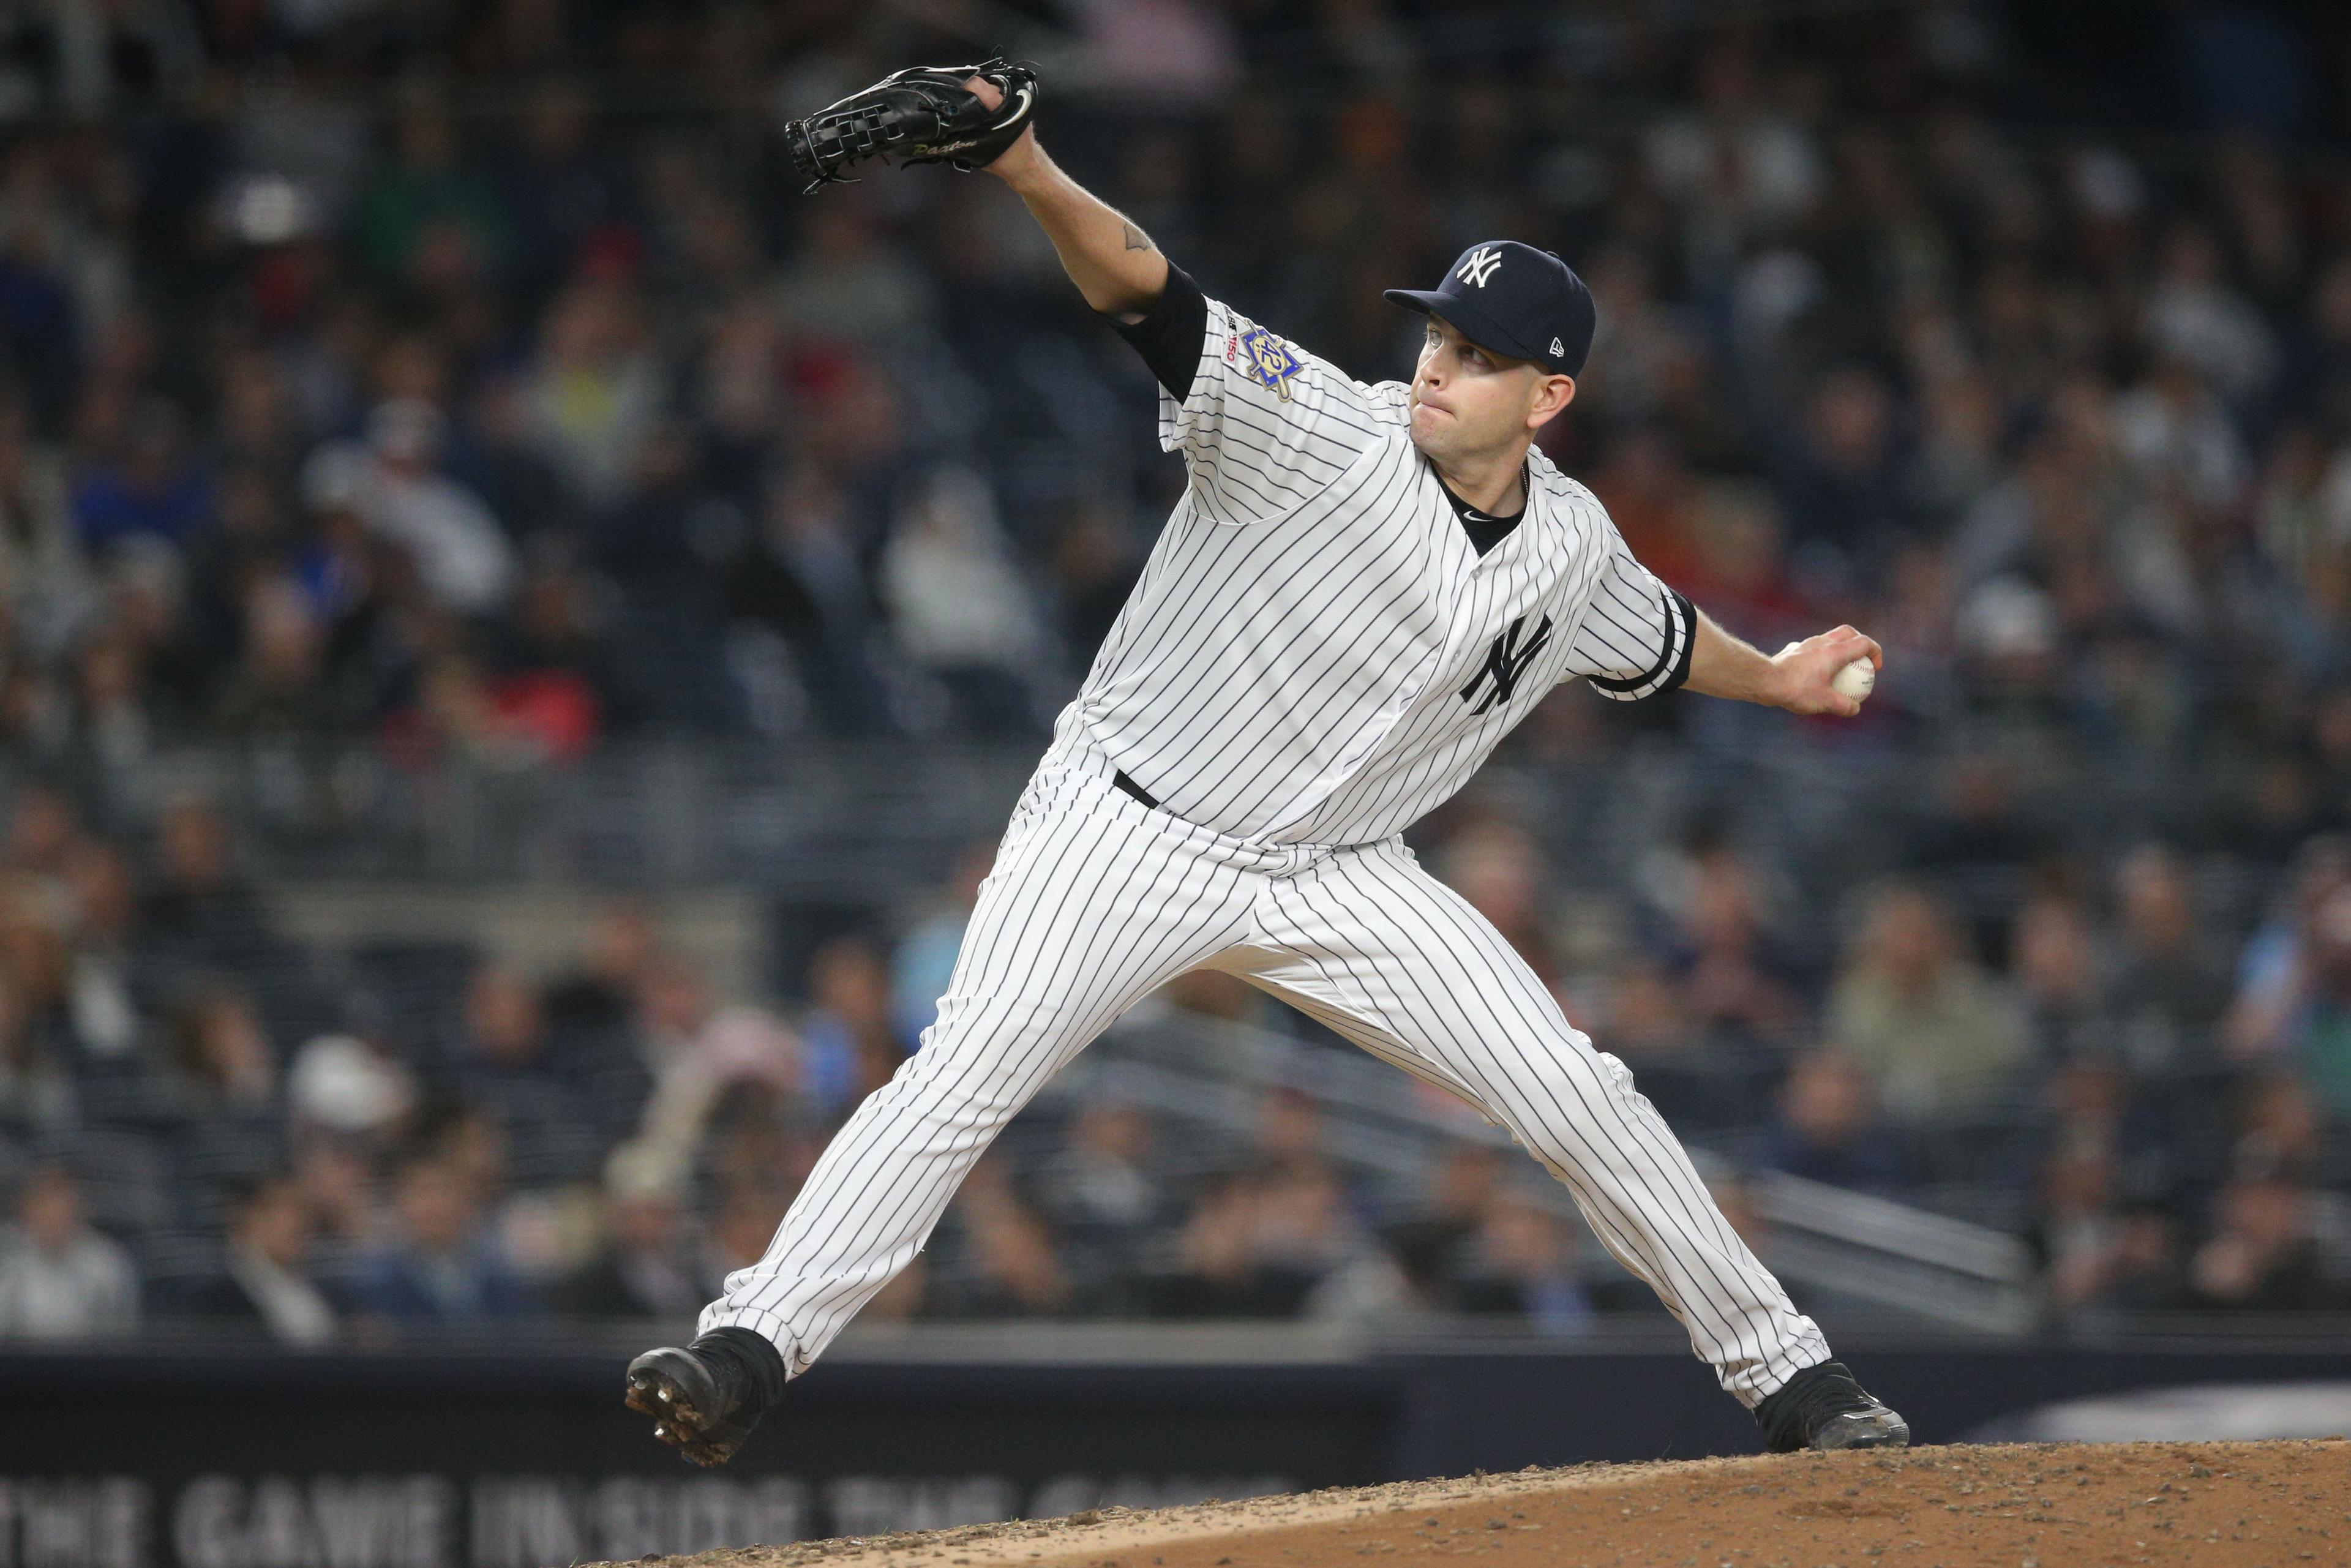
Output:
[
  {"xmin": 1458, "ymin": 246, "xmax": 1503, "ymax": 287},
  {"xmin": 1460, "ymin": 612, "xmax": 1554, "ymax": 715},
  {"xmin": 1237, "ymin": 325, "xmax": 1302, "ymax": 400}
]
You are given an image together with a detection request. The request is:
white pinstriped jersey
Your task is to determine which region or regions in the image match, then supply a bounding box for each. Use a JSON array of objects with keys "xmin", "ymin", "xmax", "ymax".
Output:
[{"xmin": 1073, "ymin": 294, "xmax": 1696, "ymax": 847}]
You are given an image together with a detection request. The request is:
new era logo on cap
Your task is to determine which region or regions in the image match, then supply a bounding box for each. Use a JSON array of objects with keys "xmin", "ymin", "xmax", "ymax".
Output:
[
  {"xmin": 1457, "ymin": 247, "xmax": 1503, "ymax": 288},
  {"xmin": 1385, "ymin": 241, "xmax": 1598, "ymax": 378}
]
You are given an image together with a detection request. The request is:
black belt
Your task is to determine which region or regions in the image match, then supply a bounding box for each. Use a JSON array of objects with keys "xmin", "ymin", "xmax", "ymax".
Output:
[{"xmin": 1111, "ymin": 768, "xmax": 1160, "ymax": 810}]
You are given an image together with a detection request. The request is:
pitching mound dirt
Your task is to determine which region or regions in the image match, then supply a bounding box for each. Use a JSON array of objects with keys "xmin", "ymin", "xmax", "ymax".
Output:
[{"xmin": 628, "ymin": 1439, "xmax": 2350, "ymax": 1568}]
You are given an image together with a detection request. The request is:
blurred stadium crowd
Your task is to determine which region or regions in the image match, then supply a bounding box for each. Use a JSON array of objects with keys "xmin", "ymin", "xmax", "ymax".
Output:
[{"xmin": 7, "ymin": 0, "xmax": 2351, "ymax": 1342}]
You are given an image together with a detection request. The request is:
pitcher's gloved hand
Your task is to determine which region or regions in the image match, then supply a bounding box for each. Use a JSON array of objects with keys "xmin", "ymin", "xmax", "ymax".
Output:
[{"xmin": 782, "ymin": 57, "xmax": 1039, "ymax": 193}]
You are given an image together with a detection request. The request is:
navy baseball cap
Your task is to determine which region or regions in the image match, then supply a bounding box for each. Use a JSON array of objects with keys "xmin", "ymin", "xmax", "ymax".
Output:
[{"xmin": 1385, "ymin": 241, "xmax": 1596, "ymax": 379}]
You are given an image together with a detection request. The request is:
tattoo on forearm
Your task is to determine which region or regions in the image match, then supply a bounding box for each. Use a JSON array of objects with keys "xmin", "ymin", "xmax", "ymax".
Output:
[{"xmin": 1122, "ymin": 221, "xmax": 1157, "ymax": 252}]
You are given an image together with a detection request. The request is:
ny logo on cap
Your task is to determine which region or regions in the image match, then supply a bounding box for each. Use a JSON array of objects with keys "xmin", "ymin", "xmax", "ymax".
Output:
[{"xmin": 1457, "ymin": 246, "xmax": 1502, "ymax": 288}]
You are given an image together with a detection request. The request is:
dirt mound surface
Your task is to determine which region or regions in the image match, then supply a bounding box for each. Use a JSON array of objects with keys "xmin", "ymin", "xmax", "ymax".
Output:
[{"xmin": 628, "ymin": 1440, "xmax": 2350, "ymax": 1568}]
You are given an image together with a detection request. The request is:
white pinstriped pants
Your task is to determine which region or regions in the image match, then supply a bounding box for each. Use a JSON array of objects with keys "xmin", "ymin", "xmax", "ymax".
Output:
[{"xmin": 700, "ymin": 726, "xmax": 1832, "ymax": 1406}]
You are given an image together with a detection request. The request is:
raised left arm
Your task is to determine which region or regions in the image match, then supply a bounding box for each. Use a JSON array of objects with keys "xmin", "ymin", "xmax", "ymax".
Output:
[{"xmin": 1684, "ymin": 607, "xmax": 1882, "ymax": 718}]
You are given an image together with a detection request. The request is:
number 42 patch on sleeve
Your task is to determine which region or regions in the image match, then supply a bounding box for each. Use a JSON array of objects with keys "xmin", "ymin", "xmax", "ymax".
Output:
[{"xmin": 1236, "ymin": 325, "xmax": 1302, "ymax": 400}]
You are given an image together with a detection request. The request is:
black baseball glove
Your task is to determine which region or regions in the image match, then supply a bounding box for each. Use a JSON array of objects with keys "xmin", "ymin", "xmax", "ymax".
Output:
[{"xmin": 783, "ymin": 58, "xmax": 1040, "ymax": 193}]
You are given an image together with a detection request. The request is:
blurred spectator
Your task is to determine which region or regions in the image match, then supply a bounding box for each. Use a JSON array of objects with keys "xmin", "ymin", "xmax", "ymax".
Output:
[
  {"xmin": 70, "ymin": 398, "xmax": 211, "ymax": 554},
  {"xmin": 1664, "ymin": 841, "xmax": 1805, "ymax": 1045},
  {"xmin": 1825, "ymin": 882, "xmax": 2028, "ymax": 1118},
  {"xmin": 209, "ymin": 575, "xmax": 352, "ymax": 738},
  {"xmin": 138, "ymin": 795, "xmax": 282, "ymax": 973},
  {"xmin": 2009, "ymin": 893, "xmax": 2107, "ymax": 1063},
  {"xmin": 302, "ymin": 400, "xmax": 513, "ymax": 616},
  {"xmin": 2227, "ymin": 835, "xmax": 2351, "ymax": 1035},
  {"xmin": 1681, "ymin": 482, "xmax": 1807, "ymax": 643},
  {"xmin": 348, "ymin": 1153, "xmax": 537, "ymax": 1326},
  {"xmin": 1899, "ymin": 755, "xmax": 2056, "ymax": 964},
  {"xmin": 378, "ymin": 650, "xmax": 600, "ymax": 769},
  {"xmin": 1277, "ymin": 1159, "xmax": 1412, "ymax": 1322},
  {"xmin": 2104, "ymin": 844, "xmax": 2232, "ymax": 1073},
  {"xmin": 1753, "ymin": 1051, "xmax": 1918, "ymax": 1195},
  {"xmin": 0, "ymin": 399, "xmax": 89, "ymax": 654},
  {"xmin": 487, "ymin": 558, "xmax": 633, "ymax": 730},
  {"xmin": 356, "ymin": 83, "xmax": 509, "ymax": 291},
  {"xmin": 2036, "ymin": 1053, "xmax": 2189, "ymax": 1315},
  {"xmin": 879, "ymin": 467, "xmax": 1047, "ymax": 738},
  {"xmin": 378, "ymin": 649, "xmax": 601, "ymax": 770},
  {"xmin": 178, "ymin": 1172, "xmax": 339, "ymax": 1346},
  {"xmin": 61, "ymin": 841, "xmax": 141, "ymax": 1062},
  {"xmin": 165, "ymin": 985, "xmax": 277, "ymax": 1113},
  {"xmin": 1450, "ymin": 1187, "xmax": 1593, "ymax": 1334},
  {"xmin": 2038, "ymin": 1134, "xmax": 2134, "ymax": 1311},
  {"xmin": 441, "ymin": 964, "xmax": 599, "ymax": 1190},
  {"xmin": 770, "ymin": 202, "xmax": 936, "ymax": 353},
  {"xmin": 1434, "ymin": 819, "xmax": 1560, "ymax": 991},
  {"xmin": 890, "ymin": 842, "xmax": 993, "ymax": 1046},
  {"xmin": 291, "ymin": 1132, "xmax": 383, "ymax": 1272},
  {"xmin": 0, "ymin": 966, "xmax": 73, "ymax": 1129},
  {"xmin": 2230, "ymin": 881, "xmax": 2351, "ymax": 1116},
  {"xmin": 621, "ymin": 959, "xmax": 803, "ymax": 1198},
  {"xmin": 0, "ymin": 904, "xmax": 84, "ymax": 1098},
  {"xmin": 1382, "ymin": 1142, "xmax": 1506, "ymax": 1311},
  {"xmin": 543, "ymin": 901, "xmax": 661, "ymax": 1037},
  {"xmin": 525, "ymin": 276, "xmax": 662, "ymax": 511},
  {"xmin": 1775, "ymin": 367, "xmax": 1910, "ymax": 569},
  {"xmin": 1579, "ymin": 950, "xmax": 1687, "ymax": 1058},
  {"xmin": 287, "ymin": 1033, "xmax": 416, "ymax": 1142},
  {"xmin": 1073, "ymin": 0, "xmax": 1242, "ymax": 105},
  {"xmin": 2188, "ymin": 1148, "xmax": 2344, "ymax": 1312},
  {"xmin": 2076, "ymin": 1206, "xmax": 2186, "ymax": 1313},
  {"xmin": 801, "ymin": 937, "xmax": 907, "ymax": 1118},
  {"xmin": 498, "ymin": 80, "xmax": 625, "ymax": 313},
  {"xmin": 695, "ymin": 1079, "xmax": 824, "ymax": 1216},
  {"xmin": 1253, "ymin": 1086, "xmax": 1330, "ymax": 1177},
  {"xmin": 1033, "ymin": 1100, "xmax": 1166, "ymax": 1310},
  {"xmin": 5, "ymin": 779, "xmax": 81, "ymax": 902},
  {"xmin": 2145, "ymin": 225, "xmax": 2276, "ymax": 406},
  {"xmin": 0, "ymin": 1163, "xmax": 139, "ymax": 1338},
  {"xmin": 555, "ymin": 1146, "xmax": 704, "ymax": 1323},
  {"xmin": 931, "ymin": 1157, "xmax": 1074, "ymax": 1318},
  {"xmin": 2231, "ymin": 1072, "xmax": 2332, "ymax": 1186},
  {"xmin": 1153, "ymin": 1169, "xmax": 1319, "ymax": 1319},
  {"xmin": 1154, "ymin": 1152, "xmax": 1403, "ymax": 1323}
]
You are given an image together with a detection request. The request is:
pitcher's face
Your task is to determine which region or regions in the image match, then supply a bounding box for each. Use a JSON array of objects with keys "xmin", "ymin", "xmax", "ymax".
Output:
[{"xmin": 1408, "ymin": 315, "xmax": 1573, "ymax": 465}]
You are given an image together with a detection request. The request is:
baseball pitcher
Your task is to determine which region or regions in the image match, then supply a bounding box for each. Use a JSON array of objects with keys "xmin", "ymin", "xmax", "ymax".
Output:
[{"xmin": 626, "ymin": 60, "xmax": 1907, "ymax": 1466}]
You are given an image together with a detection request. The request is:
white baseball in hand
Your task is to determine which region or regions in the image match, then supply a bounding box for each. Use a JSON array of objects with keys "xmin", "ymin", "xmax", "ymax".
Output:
[{"xmin": 1832, "ymin": 658, "xmax": 1876, "ymax": 701}]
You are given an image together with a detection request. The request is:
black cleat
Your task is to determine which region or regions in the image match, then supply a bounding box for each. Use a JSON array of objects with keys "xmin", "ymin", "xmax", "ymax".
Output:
[
  {"xmin": 1753, "ymin": 1359, "xmax": 1911, "ymax": 1453},
  {"xmin": 624, "ymin": 1329, "xmax": 786, "ymax": 1467}
]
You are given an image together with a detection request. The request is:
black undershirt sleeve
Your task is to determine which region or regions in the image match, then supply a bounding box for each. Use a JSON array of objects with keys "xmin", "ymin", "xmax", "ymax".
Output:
[{"xmin": 1104, "ymin": 263, "xmax": 1210, "ymax": 402}]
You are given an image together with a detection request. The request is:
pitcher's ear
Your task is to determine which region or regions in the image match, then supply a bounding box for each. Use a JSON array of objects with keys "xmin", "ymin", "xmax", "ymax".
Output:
[{"xmin": 1531, "ymin": 373, "xmax": 1576, "ymax": 426}]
